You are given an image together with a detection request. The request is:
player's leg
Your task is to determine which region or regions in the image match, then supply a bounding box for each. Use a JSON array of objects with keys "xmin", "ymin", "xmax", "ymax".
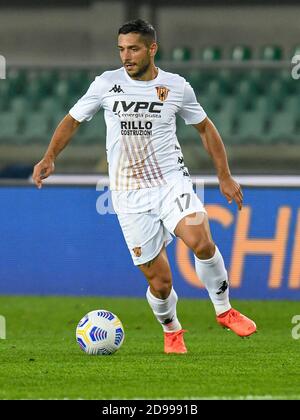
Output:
[
  {"xmin": 174, "ymin": 212, "xmax": 256, "ymax": 337},
  {"xmin": 139, "ymin": 245, "xmax": 181, "ymax": 328},
  {"xmin": 117, "ymin": 211, "xmax": 187, "ymax": 353},
  {"xmin": 161, "ymin": 179, "xmax": 231, "ymax": 314},
  {"xmin": 138, "ymin": 245, "xmax": 187, "ymax": 353},
  {"xmin": 161, "ymin": 178, "xmax": 256, "ymax": 337},
  {"xmin": 174, "ymin": 212, "xmax": 231, "ymax": 314}
]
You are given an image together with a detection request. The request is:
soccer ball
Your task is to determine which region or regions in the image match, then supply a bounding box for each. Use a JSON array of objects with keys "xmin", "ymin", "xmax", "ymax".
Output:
[{"xmin": 76, "ymin": 309, "xmax": 125, "ymax": 355}]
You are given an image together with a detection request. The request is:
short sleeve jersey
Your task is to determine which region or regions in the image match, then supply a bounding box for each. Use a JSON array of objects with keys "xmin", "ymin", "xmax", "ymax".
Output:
[{"xmin": 69, "ymin": 67, "xmax": 206, "ymax": 191}]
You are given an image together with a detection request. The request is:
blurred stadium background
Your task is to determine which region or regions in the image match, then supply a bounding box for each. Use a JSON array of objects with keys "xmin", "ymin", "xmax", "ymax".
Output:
[
  {"xmin": 1, "ymin": 0, "xmax": 300, "ymax": 176},
  {"xmin": 1, "ymin": 0, "xmax": 300, "ymax": 401}
]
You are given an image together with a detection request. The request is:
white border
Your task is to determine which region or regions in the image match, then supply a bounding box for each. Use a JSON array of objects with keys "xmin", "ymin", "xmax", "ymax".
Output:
[{"xmin": 33, "ymin": 175, "xmax": 300, "ymax": 187}]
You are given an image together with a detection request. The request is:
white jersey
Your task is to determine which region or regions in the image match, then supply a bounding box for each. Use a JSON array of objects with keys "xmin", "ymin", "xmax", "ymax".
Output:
[{"xmin": 69, "ymin": 67, "xmax": 206, "ymax": 195}]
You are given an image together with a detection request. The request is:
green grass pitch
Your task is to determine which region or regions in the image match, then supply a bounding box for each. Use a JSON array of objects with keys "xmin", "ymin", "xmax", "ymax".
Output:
[{"xmin": 0, "ymin": 296, "xmax": 300, "ymax": 400}]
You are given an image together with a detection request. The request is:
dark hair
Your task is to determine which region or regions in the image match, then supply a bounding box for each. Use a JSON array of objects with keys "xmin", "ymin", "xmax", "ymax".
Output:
[{"xmin": 118, "ymin": 19, "xmax": 157, "ymax": 45}]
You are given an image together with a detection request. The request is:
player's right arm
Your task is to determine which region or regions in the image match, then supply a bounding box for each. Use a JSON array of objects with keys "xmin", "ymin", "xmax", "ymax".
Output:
[
  {"xmin": 33, "ymin": 74, "xmax": 105, "ymax": 189},
  {"xmin": 32, "ymin": 114, "xmax": 80, "ymax": 189}
]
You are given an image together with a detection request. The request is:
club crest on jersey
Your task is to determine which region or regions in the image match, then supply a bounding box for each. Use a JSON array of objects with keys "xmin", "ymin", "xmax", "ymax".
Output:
[
  {"xmin": 156, "ymin": 86, "xmax": 169, "ymax": 101},
  {"xmin": 132, "ymin": 247, "xmax": 142, "ymax": 257}
]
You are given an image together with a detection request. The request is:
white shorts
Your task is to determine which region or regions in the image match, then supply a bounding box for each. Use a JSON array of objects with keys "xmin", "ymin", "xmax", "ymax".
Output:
[{"xmin": 115, "ymin": 177, "xmax": 206, "ymax": 265}]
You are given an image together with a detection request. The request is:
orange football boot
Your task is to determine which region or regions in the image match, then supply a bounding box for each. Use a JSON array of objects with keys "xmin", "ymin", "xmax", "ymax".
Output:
[
  {"xmin": 217, "ymin": 308, "xmax": 257, "ymax": 337},
  {"xmin": 164, "ymin": 329, "xmax": 187, "ymax": 354}
]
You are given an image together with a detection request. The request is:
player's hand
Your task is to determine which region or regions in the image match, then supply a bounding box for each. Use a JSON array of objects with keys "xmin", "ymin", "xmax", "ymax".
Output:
[
  {"xmin": 32, "ymin": 157, "xmax": 55, "ymax": 189},
  {"xmin": 219, "ymin": 175, "xmax": 243, "ymax": 210}
]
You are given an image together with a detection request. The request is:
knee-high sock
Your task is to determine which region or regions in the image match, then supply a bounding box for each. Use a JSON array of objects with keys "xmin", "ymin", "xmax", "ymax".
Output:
[
  {"xmin": 194, "ymin": 246, "xmax": 231, "ymax": 315},
  {"xmin": 146, "ymin": 287, "xmax": 182, "ymax": 332}
]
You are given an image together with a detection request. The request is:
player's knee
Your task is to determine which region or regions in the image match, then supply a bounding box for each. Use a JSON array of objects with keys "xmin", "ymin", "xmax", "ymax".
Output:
[
  {"xmin": 193, "ymin": 238, "xmax": 215, "ymax": 260},
  {"xmin": 150, "ymin": 275, "xmax": 172, "ymax": 299}
]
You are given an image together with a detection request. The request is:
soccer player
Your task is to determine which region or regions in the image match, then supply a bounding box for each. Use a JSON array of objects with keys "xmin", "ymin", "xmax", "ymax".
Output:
[{"xmin": 33, "ymin": 19, "xmax": 256, "ymax": 354}]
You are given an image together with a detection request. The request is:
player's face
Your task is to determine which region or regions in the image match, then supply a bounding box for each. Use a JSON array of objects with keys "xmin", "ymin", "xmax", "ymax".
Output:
[{"xmin": 118, "ymin": 33, "xmax": 156, "ymax": 79}]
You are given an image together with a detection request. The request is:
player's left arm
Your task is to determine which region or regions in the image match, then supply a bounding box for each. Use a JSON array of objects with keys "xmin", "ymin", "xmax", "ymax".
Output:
[{"xmin": 193, "ymin": 117, "xmax": 243, "ymax": 210}]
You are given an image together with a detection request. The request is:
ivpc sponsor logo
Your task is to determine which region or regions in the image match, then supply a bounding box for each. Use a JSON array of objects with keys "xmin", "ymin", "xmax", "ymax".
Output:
[
  {"xmin": 113, "ymin": 101, "xmax": 163, "ymax": 114},
  {"xmin": 0, "ymin": 55, "xmax": 6, "ymax": 79}
]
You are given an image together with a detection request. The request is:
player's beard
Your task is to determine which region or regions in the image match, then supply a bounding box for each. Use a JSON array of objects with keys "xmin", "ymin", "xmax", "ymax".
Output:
[{"xmin": 126, "ymin": 58, "xmax": 151, "ymax": 79}]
